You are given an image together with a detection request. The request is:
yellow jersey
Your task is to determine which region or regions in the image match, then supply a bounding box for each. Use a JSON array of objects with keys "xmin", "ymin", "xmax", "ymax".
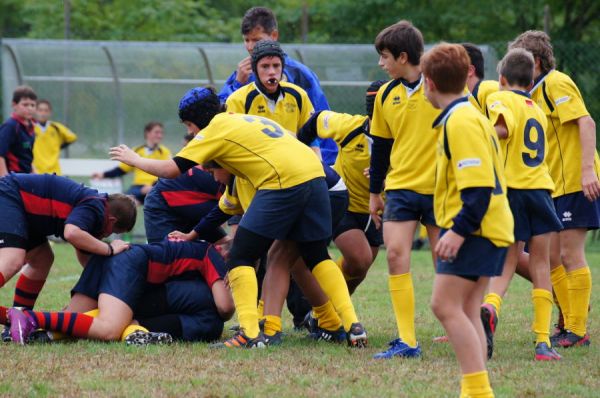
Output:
[
  {"xmin": 177, "ymin": 113, "xmax": 324, "ymax": 190},
  {"xmin": 33, "ymin": 121, "xmax": 78, "ymax": 175},
  {"xmin": 530, "ymin": 70, "xmax": 600, "ymax": 197},
  {"xmin": 315, "ymin": 111, "xmax": 371, "ymax": 213},
  {"xmin": 371, "ymin": 76, "xmax": 439, "ymax": 194},
  {"xmin": 486, "ymin": 90, "xmax": 554, "ymax": 191},
  {"xmin": 218, "ymin": 177, "xmax": 256, "ymax": 215},
  {"xmin": 119, "ymin": 144, "xmax": 172, "ymax": 185},
  {"xmin": 225, "ymin": 81, "xmax": 314, "ymax": 135},
  {"xmin": 468, "ymin": 80, "xmax": 498, "ymax": 115},
  {"xmin": 433, "ymin": 97, "xmax": 514, "ymax": 247}
]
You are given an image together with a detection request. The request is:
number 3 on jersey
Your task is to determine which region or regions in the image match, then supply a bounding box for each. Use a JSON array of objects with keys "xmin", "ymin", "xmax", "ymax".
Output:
[
  {"xmin": 522, "ymin": 118, "xmax": 545, "ymax": 167},
  {"xmin": 243, "ymin": 115, "xmax": 285, "ymax": 138}
]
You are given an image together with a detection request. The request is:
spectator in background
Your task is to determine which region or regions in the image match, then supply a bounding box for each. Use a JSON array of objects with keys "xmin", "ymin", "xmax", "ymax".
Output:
[
  {"xmin": 218, "ymin": 6, "xmax": 339, "ymax": 165},
  {"xmin": 93, "ymin": 122, "xmax": 172, "ymax": 205},
  {"xmin": 33, "ymin": 99, "xmax": 78, "ymax": 175},
  {"xmin": 0, "ymin": 86, "xmax": 37, "ymax": 176}
]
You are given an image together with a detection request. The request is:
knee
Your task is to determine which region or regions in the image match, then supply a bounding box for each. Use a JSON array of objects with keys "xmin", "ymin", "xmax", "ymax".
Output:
[
  {"xmin": 217, "ymin": 302, "xmax": 235, "ymax": 321},
  {"xmin": 0, "ymin": 258, "xmax": 25, "ymax": 279},
  {"xmin": 430, "ymin": 298, "xmax": 450, "ymax": 322},
  {"xmin": 386, "ymin": 245, "xmax": 410, "ymax": 268},
  {"xmin": 343, "ymin": 255, "xmax": 373, "ymax": 279},
  {"xmin": 92, "ymin": 319, "xmax": 126, "ymax": 341}
]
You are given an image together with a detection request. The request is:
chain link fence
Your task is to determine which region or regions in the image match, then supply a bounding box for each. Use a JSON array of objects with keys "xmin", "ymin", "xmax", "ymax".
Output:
[{"xmin": 1, "ymin": 39, "xmax": 501, "ymax": 158}]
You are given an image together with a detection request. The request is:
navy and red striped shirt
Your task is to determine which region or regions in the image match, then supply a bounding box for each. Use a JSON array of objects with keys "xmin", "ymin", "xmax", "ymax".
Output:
[
  {"xmin": 138, "ymin": 239, "xmax": 227, "ymax": 287},
  {"xmin": 0, "ymin": 115, "xmax": 35, "ymax": 173},
  {"xmin": 9, "ymin": 174, "xmax": 108, "ymax": 238}
]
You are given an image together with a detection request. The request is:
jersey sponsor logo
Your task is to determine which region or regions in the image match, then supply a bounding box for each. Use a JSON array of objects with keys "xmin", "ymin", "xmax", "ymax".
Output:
[
  {"xmin": 562, "ymin": 211, "xmax": 572, "ymax": 222},
  {"xmin": 488, "ymin": 100, "xmax": 501, "ymax": 109},
  {"xmin": 194, "ymin": 133, "xmax": 205, "ymax": 141},
  {"xmin": 284, "ymin": 102, "xmax": 297, "ymax": 113},
  {"xmin": 554, "ymin": 96, "xmax": 570, "ymax": 106},
  {"xmin": 457, "ymin": 158, "xmax": 481, "ymax": 170},
  {"xmin": 257, "ymin": 105, "xmax": 266, "ymax": 113},
  {"xmin": 393, "ymin": 96, "xmax": 401, "ymax": 105},
  {"xmin": 323, "ymin": 114, "xmax": 330, "ymax": 129},
  {"xmin": 525, "ymin": 99, "xmax": 534, "ymax": 107},
  {"xmin": 221, "ymin": 197, "xmax": 236, "ymax": 209}
]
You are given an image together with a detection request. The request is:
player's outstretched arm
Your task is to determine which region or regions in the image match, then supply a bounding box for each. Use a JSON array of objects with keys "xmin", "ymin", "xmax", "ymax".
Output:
[
  {"xmin": 109, "ymin": 144, "xmax": 180, "ymax": 178},
  {"xmin": 64, "ymin": 224, "xmax": 130, "ymax": 257},
  {"xmin": 578, "ymin": 115, "xmax": 600, "ymax": 201}
]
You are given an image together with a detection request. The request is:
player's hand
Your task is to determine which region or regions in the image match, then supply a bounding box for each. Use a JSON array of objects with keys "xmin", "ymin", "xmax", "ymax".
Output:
[
  {"xmin": 363, "ymin": 167, "xmax": 370, "ymax": 179},
  {"xmin": 369, "ymin": 193, "xmax": 384, "ymax": 229},
  {"xmin": 236, "ymin": 57, "xmax": 252, "ymax": 84},
  {"xmin": 581, "ymin": 168, "xmax": 600, "ymax": 202},
  {"xmin": 109, "ymin": 144, "xmax": 139, "ymax": 166},
  {"xmin": 91, "ymin": 172, "xmax": 103, "ymax": 179},
  {"xmin": 434, "ymin": 230, "xmax": 465, "ymax": 262},
  {"xmin": 168, "ymin": 230, "xmax": 196, "ymax": 241},
  {"xmin": 110, "ymin": 239, "xmax": 130, "ymax": 255}
]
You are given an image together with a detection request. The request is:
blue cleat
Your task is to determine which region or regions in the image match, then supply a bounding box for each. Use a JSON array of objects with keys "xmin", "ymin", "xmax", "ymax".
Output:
[
  {"xmin": 534, "ymin": 342, "xmax": 561, "ymax": 361},
  {"xmin": 373, "ymin": 338, "xmax": 421, "ymax": 359}
]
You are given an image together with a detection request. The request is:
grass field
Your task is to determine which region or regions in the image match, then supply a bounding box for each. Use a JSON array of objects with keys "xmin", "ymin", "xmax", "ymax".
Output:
[{"xmin": 0, "ymin": 243, "xmax": 598, "ymax": 397}]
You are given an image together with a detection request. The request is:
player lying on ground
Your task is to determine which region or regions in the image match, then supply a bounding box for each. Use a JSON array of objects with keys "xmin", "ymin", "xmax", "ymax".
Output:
[
  {"xmin": 0, "ymin": 173, "xmax": 136, "ymax": 332},
  {"xmin": 109, "ymin": 86, "xmax": 366, "ymax": 349},
  {"xmin": 7, "ymin": 239, "xmax": 233, "ymax": 345},
  {"xmin": 423, "ymin": 43, "xmax": 514, "ymax": 398}
]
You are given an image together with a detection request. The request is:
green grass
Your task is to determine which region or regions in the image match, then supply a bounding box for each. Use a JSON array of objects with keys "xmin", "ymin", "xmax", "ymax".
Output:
[{"xmin": 0, "ymin": 243, "xmax": 599, "ymax": 397}]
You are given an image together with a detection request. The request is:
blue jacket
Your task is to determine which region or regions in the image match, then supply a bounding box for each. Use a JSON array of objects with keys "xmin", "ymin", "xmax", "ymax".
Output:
[{"xmin": 218, "ymin": 54, "xmax": 338, "ymax": 164}]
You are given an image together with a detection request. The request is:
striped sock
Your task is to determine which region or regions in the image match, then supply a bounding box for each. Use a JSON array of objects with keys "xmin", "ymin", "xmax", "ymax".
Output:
[
  {"xmin": 0, "ymin": 306, "xmax": 7, "ymax": 325},
  {"xmin": 24, "ymin": 310, "xmax": 94, "ymax": 338},
  {"xmin": 13, "ymin": 274, "xmax": 46, "ymax": 309}
]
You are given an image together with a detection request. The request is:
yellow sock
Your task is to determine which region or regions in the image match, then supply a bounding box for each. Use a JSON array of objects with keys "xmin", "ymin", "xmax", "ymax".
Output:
[
  {"xmin": 263, "ymin": 315, "xmax": 282, "ymax": 336},
  {"xmin": 312, "ymin": 300, "xmax": 342, "ymax": 331},
  {"xmin": 462, "ymin": 371, "xmax": 494, "ymax": 398},
  {"xmin": 335, "ymin": 256, "xmax": 354, "ymax": 281},
  {"xmin": 483, "ymin": 293, "xmax": 503, "ymax": 317},
  {"xmin": 257, "ymin": 299, "xmax": 264, "ymax": 319},
  {"xmin": 120, "ymin": 324, "xmax": 149, "ymax": 341},
  {"xmin": 51, "ymin": 309, "xmax": 100, "ymax": 341},
  {"xmin": 460, "ymin": 379, "xmax": 467, "ymax": 398},
  {"xmin": 312, "ymin": 260, "xmax": 358, "ymax": 331},
  {"xmin": 532, "ymin": 288, "xmax": 553, "ymax": 345},
  {"xmin": 389, "ymin": 273, "xmax": 416, "ymax": 347},
  {"xmin": 229, "ymin": 266, "xmax": 260, "ymax": 338},
  {"xmin": 550, "ymin": 265, "xmax": 569, "ymax": 325},
  {"xmin": 566, "ymin": 266, "xmax": 592, "ymax": 336}
]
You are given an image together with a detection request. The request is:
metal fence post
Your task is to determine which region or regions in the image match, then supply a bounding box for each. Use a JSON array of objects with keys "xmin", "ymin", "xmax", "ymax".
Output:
[{"xmin": 102, "ymin": 46, "xmax": 125, "ymax": 145}]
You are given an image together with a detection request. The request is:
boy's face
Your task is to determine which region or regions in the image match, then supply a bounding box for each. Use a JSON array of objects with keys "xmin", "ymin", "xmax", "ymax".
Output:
[
  {"xmin": 36, "ymin": 103, "xmax": 51, "ymax": 123},
  {"xmin": 12, "ymin": 98, "xmax": 36, "ymax": 121},
  {"xmin": 183, "ymin": 121, "xmax": 200, "ymax": 135},
  {"xmin": 256, "ymin": 56, "xmax": 282, "ymax": 94},
  {"xmin": 206, "ymin": 166, "xmax": 232, "ymax": 185},
  {"xmin": 145, "ymin": 125, "xmax": 164, "ymax": 146},
  {"xmin": 244, "ymin": 26, "xmax": 278, "ymax": 54},
  {"xmin": 378, "ymin": 49, "xmax": 405, "ymax": 79}
]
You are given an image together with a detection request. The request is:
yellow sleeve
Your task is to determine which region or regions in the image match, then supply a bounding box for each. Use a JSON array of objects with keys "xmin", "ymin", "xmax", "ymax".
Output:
[
  {"xmin": 447, "ymin": 118, "xmax": 496, "ymax": 191},
  {"xmin": 175, "ymin": 125, "xmax": 222, "ymax": 165},
  {"xmin": 549, "ymin": 74, "xmax": 589, "ymax": 124},
  {"xmin": 159, "ymin": 145, "xmax": 172, "ymax": 159},
  {"xmin": 218, "ymin": 185, "xmax": 244, "ymax": 215},
  {"xmin": 54, "ymin": 122, "xmax": 78, "ymax": 144},
  {"xmin": 316, "ymin": 111, "xmax": 362, "ymax": 143},
  {"xmin": 486, "ymin": 95, "xmax": 516, "ymax": 139},
  {"xmin": 370, "ymin": 88, "xmax": 392, "ymax": 139},
  {"xmin": 225, "ymin": 92, "xmax": 245, "ymax": 114}
]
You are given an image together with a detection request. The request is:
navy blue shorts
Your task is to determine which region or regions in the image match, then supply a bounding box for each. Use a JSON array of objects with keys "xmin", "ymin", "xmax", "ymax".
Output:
[
  {"xmin": 71, "ymin": 246, "xmax": 149, "ymax": 310},
  {"xmin": 240, "ymin": 178, "xmax": 331, "ymax": 242},
  {"xmin": 383, "ymin": 189, "xmax": 436, "ymax": 225},
  {"xmin": 0, "ymin": 177, "xmax": 47, "ymax": 250},
  {"xmin": 333, "ymin": 211, "xmax": 383, "ymax": 247},
  {"xmin": 126, "ymin": 185, "xmax": 147, "ymax": 204},
  {"xmin": 554, "ymin": 191, "xmax": 600, "ymax": 230},
  {"xmin": 436, "ymin": 229, "xmax": 507, "ymax": 278},
  {"xmin": 508, "ymin": 189, "xmax": 563, "ymax": 241},
  {"xmin": 330, "ymin": 190, "xmax": 349, "ymax": 232},
  {"xmin": 135, "ymin": 279, "xmax": 224, "ymax": 342},
  {"xmin": 143, "ymin": 190, "xmax": 225, "ymax": 243}
]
